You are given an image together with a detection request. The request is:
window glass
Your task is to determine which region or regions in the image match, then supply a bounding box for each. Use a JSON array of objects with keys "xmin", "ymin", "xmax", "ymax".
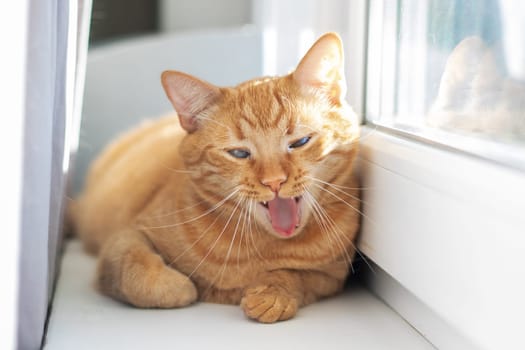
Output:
[{"xmin": 367, "ymin": 0, "xmax": 525, "ymax": 168}]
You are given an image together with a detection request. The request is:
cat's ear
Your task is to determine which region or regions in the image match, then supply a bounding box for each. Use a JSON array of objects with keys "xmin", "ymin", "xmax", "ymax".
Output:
[
  {"xmin": 161, "ymin": 71, "xmax": 221, "ymax": 133},
  {"xmin": 293, "ymin": 33, "xmax": 346, "ymax": 104}
]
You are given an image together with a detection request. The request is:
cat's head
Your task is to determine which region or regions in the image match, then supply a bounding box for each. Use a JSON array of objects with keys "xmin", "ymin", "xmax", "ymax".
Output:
[{"xmin": 161, "ymin": 33, "xmax": 359, "ymax": 239}]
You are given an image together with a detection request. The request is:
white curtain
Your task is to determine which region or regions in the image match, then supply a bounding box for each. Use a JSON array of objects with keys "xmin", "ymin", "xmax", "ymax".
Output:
[
  {"xmin": 0, "ymin": 1, "xmax": 28, "ymax": 349},
  {"xmin": 15, "ymin": 0, "xmax": 91, "ymax": 349}
]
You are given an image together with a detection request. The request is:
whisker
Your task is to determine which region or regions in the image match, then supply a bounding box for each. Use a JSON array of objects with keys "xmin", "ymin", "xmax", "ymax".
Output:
[
  {"xmin": 145, "ymin": 198, "xmax": 208, "ymax": 219},
  {"xmin": 215, "ymin": 195, "xmax": 246, "ymax": 286},
  {"xmin": 159, "ymin": 164, "xmax": 195, "ymax": 174},
  {"xmin": 187, "ymin": 193, "xmax": 243, "ymax": 280},
  {"xmin": 304, "ymin": 189, "xmax": 352, "ymax": 264},
  {"xmin": 302, "ymin": 189, "xmax": 338, "ymax": 262},
  {"xmin": 311, "ymin": 183, "xmax": 377, "ymax": 227},
  {"xmin": 247, "ymin": 199, "xmax": 265, "ymax": 262},
  {"xmin": 167, "ymin": 205, "xmax": 227, "ymax": 266},
  {"xmin": 305, "ymin": 175, "xmax": 364, "ymax": 203},
  {"xmin": 305, "ymin": 175, "xmax": 375, "ymax": 191},
  {"xmin": 304, "ymin": 188, "xmax": 375, "ymax": 274},
  {"xmin": 236, "ymin": 199, "xmax": 251, "ymax": 269},
  {"xmin": 144, "ymin": 189, "xmax": 240, "ymax": 228}
]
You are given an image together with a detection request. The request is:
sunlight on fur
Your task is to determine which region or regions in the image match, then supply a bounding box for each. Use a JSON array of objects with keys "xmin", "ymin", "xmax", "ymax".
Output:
[{"xmin": 71, "ymin": 33, "xmax": 361, "ymax": 323}]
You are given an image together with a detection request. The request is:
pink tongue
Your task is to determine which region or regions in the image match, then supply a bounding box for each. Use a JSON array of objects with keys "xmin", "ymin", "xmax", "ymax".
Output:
[{"xmin": 267, "ymin": 197, "xmax": 298, "ymax": 236}]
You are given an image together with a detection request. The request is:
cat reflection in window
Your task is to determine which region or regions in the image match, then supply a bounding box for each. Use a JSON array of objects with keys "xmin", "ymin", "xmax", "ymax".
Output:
[{"xmin": 427, "ymin": 36, "xmax": 525, "ymax": 142}]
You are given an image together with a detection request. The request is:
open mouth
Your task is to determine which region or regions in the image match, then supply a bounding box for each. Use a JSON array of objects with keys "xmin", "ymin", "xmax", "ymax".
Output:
[{"xmin": 259, "ymin": 196, "xmax": 302, "ymax": 237}]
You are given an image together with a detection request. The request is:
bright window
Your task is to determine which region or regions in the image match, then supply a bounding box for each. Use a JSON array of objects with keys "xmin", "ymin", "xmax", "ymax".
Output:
[{"xmin": 367, "ymin": 0, "xmax": 525, "ymax": 169}]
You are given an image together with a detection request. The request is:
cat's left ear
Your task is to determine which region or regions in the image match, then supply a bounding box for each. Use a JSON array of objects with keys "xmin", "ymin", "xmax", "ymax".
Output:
[
  {"xmin": 161, "ymin": 70, "xmax": 222, "ymax": 133},
  {"xmin": 293, "ymin": 33, "xmax": 346, "ymax": 105}
]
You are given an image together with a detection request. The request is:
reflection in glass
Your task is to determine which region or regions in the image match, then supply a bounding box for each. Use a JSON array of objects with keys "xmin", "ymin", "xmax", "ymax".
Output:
[
  {"xmin": 367, "ymin": 0, "xmax": 525, "ymax": 155},
  {"xmin": 428, "ymin": 36, "xmax": 525, "ymax": 142}
]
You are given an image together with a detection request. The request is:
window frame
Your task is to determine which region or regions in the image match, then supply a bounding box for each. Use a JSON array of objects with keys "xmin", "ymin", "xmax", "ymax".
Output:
[
  {"xmin": 357, "ymin": 1, "xmax": 525, "ymax": 349},
  {"xmin": 357, "ymin": 126, "xmax": 525, "ymax": 349},
  {"xmin": 365, "ymin": 0, "xmax": 525, "ymax": 171},
  {"xmin": 0, "ymin": 1, "xmax": 28, "ymax": 349}
]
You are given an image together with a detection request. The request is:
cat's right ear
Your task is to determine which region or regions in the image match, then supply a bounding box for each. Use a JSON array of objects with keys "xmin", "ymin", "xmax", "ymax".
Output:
[
  {"xmin": 293, "ymin": 33, "xmax": 346, "ymax": 105},
  {"xmin": 161, "ymin": 71, "xmax": 221, "ymax": 133}
]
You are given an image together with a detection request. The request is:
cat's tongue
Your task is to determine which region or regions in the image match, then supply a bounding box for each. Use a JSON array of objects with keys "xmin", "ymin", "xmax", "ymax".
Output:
[{"xmin": 267, "ymin": 197, "xmax": 298, "ymax": 237}]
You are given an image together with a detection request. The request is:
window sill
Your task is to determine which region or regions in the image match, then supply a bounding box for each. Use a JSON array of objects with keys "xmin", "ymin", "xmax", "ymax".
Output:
[
  {"xmin": 357, "ymin": 125, "xmax": 525, "ymax": 350},
  {"xmin": 44, "ymin": 240, "xmax": 431, "ymax": 350}
]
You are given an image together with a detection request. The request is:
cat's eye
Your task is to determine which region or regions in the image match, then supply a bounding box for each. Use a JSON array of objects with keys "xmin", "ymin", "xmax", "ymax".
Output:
[
  {"xmin": 289, "ymin": 136, "xmax": 311, "ymax": 149},
  {"xmin": 228, "ymin": 149, "xmax": 251, "ymax": 159}
]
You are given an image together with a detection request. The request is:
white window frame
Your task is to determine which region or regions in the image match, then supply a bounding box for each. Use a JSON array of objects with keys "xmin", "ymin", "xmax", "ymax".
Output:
[
  {"xmin": 358, "ymin": 127, "xmax": 525, "ymax": 350},
  {"xmin": 359, "ymin": 1, "xmax": 525, "ymax": 349}
]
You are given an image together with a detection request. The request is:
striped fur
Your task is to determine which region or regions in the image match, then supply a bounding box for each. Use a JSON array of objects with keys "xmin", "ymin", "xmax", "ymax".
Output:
[{"xmin": 73, "ymin": 33, "xmax": 361, "ymax": 323}]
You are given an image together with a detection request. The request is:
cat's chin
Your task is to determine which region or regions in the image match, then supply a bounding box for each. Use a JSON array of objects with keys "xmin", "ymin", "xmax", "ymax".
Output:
[{"xmin": 256, "ymin": 196, "xmax": 305, "ymax": 239}]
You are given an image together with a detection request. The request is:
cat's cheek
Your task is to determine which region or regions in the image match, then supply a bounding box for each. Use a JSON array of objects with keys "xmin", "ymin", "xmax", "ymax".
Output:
[
  {"xmin": 296, "ymin": 198, "xmax": 310, "ymax": 231},
  {"xmin": 205, "ymin": 152, "xmax": 243, "ymax": 175},
  {"xmin": 205, "ymin": 151, "xmax": 229, "ymax": 167},
  {"xmin": 317, "ymin": 148, "xmax": 351, "ymax": 170}
]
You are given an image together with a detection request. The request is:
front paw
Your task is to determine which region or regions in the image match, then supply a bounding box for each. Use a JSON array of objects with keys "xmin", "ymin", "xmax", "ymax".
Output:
[{"xmin": 240, "ymin": 285, "xmax": 298, "ymax": 323}]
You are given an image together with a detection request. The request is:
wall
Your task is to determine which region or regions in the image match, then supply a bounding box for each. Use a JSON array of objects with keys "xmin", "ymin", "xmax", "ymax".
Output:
[
  {"xmin": 159, "ymin": 0, "xmax": 251, "ymax": 32},
  {"xmin": 88, "ymin": 0, "xmax": 252, "ymax": 44}
]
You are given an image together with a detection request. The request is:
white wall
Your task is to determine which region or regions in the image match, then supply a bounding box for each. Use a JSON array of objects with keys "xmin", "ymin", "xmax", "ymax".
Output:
[{"xmin": 159, "ymin": 0, "xmax": 252, "ymax": 32}]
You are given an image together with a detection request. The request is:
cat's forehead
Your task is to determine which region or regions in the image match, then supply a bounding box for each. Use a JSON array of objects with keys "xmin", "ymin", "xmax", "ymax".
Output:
[{"xmin": 219, "ymin": 78, "xmax": 321, "ymax": 139}]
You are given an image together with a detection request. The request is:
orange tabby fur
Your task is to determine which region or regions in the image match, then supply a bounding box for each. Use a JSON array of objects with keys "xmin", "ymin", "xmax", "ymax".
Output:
[{"xmin": 72, "ymin": 33, "xmax": 360, "ymax": 323}]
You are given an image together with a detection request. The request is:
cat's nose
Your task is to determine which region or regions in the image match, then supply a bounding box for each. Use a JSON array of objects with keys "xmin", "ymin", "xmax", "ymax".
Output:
[{"xmin": 261, "ymin": 176, "xmax": 287, "ymax": 193}]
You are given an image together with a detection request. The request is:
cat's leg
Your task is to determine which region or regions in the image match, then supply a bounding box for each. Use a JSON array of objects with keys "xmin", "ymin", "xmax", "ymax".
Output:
[
  {"xmin": 241, "ymin": 262, "xmax": 347, "ymax": 323},
  {"xmin": 96, "ymin": 229, "xmax": 197, "ymax": 308}
]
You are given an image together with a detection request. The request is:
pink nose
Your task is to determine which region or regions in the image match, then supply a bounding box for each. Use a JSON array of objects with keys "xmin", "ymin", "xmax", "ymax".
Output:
[{"xmin": 261, "ymin": 177, "xmax": 286, "ymax": 193}]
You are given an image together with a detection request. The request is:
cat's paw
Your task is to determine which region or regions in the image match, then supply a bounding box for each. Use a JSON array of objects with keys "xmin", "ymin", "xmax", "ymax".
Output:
[
  {"xmin": 151, "ymin": 266, "xmax": 198, "ymax": 308},
  {"xmin": 120, "ymin": 263, "xmax": 198, "ymax": 308},
  {"xmin": 240, "ymin": 285, "xmax": 298, "ymax": 323}
]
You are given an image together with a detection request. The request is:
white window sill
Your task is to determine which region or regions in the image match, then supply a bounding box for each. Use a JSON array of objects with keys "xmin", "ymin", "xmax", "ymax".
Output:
[
  {"xmin": 358, "ymin": 125, "xmax": 525, "ymax": 350},
  {"xmin": 43, "ymin": 240, "xmax": 431, "ymax": 350}
]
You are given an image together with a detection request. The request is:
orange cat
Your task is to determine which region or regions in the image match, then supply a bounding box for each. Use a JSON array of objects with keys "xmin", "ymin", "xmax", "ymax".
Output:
[{"xmin": 72, "ymin": 33, "xmax": 360, "ymax": 323}]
